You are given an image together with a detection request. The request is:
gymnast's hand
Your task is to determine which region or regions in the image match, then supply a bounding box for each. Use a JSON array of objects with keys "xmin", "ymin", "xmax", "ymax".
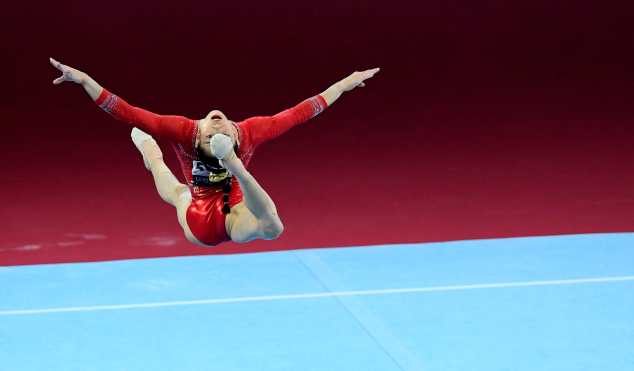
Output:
[
  {"xmin": 338, "ymin": 68, "xmax": 380, "ymax": 92},
  {"xmin": 49, "ymin": 58, "xmax": 104, "ymax": 100},
  {"xmin": 50, "ymin": 58, "xmax": 87, "ymax": 85},
  {"xmin": 319, "ymin": 67, "xmax": 380, "ymax": 106}
]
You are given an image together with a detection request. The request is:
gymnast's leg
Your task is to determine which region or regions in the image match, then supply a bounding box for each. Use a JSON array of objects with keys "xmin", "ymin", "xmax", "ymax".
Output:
[
  {"xmin": 131, "ymin": 128, "xmax": 188, "ymax": 206},
  {"xmin": 216, "ymin": 144, "xmax": 284, "ymax": 242},
  {"xmin": 130, "ymin": 128, "xmax": 202, "ymax": 244}
]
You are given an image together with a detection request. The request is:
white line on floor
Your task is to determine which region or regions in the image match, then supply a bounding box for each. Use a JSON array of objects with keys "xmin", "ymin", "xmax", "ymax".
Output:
[{"xmin": 2, "ymin": 275, "xmax": 633, "ymax": 316}]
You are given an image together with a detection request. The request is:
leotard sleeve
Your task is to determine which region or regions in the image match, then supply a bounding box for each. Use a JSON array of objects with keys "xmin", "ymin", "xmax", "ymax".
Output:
[
  {"xmin": 94, "ymin": 89, "xmax": 195, "ymax": 144},
  {"xmin": 239, "ymin": 95, "xmax": 328, "ymax": 149}
]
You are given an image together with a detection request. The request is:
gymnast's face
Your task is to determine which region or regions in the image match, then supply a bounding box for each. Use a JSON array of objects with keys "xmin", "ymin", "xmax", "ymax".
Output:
[{"xmin": 197, "ymin": 110, "xmax": 238, "ymax": 158}]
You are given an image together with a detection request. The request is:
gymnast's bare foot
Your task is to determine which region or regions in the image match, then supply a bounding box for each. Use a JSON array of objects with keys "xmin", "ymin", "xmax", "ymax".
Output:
[
  {"xmin": 131, "ymin": 128, "xmax": 162, "ymax": 170},
  {"xmin": 209, "ymin": 133, "xmax": 243, "ymax": 175}
]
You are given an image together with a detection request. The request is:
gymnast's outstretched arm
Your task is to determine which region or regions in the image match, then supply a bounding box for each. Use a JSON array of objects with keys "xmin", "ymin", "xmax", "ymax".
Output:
[
  {"xmin": 49, "ymin": 58, "xmax": 194, "ymax": 143},
  {"xmin": 241, "ymin": 67, "xmax": 380, "ymax": 148},
  {"xmin": 319, "ymin": 68, "xmax": 380, "ymax": 106}
]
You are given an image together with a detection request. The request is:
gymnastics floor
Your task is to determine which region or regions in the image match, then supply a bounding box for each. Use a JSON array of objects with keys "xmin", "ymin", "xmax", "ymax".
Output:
[{"xmin": 2, "ymin": 232, "xmax": 633, "ymax": 371}]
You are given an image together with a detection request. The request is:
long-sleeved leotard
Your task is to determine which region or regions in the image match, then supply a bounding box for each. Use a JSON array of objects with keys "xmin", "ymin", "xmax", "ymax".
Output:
[{"xmin": 94, "ymin": 89, "xmax": 328, "ymax": 245}]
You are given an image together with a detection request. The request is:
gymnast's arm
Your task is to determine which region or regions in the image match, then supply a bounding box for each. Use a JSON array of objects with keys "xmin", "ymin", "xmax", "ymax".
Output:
[
  {"xmin": 49, "ymin": 58, "xmax": 194, "ymax": 142},
  {"xmin": 241, "ymin": 67, "xmax": 381, "ymax": 147},
  {"xmin": 319, "ymin": 67, "xmax": 380, "ymax": 106}
]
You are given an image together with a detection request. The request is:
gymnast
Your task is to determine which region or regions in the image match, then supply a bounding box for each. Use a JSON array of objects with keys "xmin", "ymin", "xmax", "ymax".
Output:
[{"xmin": 50, "ymin": 58, "xmax": 379, "ymax": 247}]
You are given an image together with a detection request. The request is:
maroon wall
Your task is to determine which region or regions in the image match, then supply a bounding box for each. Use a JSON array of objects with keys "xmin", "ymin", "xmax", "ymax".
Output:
[{"xmin": 2, "ymin": 1, "xmax": 633, "ymax": 265}]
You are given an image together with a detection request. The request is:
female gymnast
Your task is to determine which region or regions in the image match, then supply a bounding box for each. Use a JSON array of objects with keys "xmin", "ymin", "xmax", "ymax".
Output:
[{"xmin": 50, "ymin": 58, "xmax": 379, "ymax": 247}]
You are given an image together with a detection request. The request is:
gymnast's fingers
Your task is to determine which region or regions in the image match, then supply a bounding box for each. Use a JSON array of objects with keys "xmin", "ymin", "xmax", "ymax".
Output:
[
  {"xmin": 363, "ymin": 67, "xmax": 380, "ymax": 79},
  {"xmin": 53, "ymin": 76, "xmax": 66, "ymax": 85},
  {"xmin": 49, "ymin": 57, "xmax": 64, "ymax": 71}
]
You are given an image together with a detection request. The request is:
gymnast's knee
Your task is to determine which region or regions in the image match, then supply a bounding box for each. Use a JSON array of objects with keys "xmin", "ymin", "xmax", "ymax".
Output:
[{"xmin": 261, "ymin": 218, "xmax": 284, "ymax": 240}]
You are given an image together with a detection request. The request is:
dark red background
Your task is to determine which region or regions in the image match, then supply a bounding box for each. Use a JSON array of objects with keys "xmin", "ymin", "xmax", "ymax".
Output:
[{"xmin": 2, "ymin": 1, "xmax": 633, "ymax": 265}]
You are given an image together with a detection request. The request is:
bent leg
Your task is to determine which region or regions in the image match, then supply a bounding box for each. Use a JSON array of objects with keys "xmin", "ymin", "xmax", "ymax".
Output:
[
  {"xmin": 224, "ymin": 203, "xmax": 265, "ymax": 243},
  {"xmin": 221, "ymin": 152, "xmax": 284, "ymax": 241},
  {"xmin": 131, "ymin": 128, "xmax": 204, "ymax": 245},
  {"xmin": 149, "ymin": 158, "xmax": 188, "ymax": 207},
  {"xmin": 132, "ymin": 128, "xmax": 188, "ymax": 207}
]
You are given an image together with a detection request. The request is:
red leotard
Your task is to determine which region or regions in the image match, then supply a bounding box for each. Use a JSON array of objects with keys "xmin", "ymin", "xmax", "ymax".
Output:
[{"xmin": 94, "ymin": 89, "xmax": 327, "ymax": 245}]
